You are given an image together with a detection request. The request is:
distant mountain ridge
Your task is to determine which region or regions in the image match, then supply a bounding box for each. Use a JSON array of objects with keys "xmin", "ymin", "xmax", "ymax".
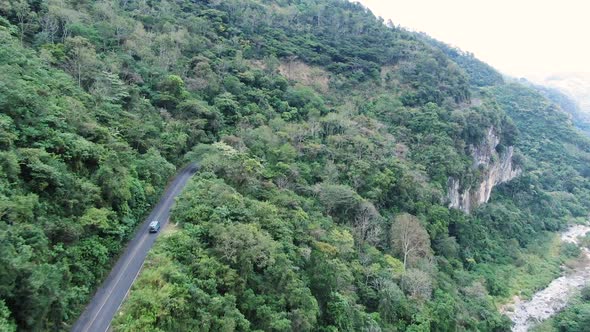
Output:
[
  {"xmin": 526, "ymin": 73, "xmax": 590, "ymax": 135},
  {"xmin": 534, "ymin": 73, "xmax": 590, "ymax": 113}
]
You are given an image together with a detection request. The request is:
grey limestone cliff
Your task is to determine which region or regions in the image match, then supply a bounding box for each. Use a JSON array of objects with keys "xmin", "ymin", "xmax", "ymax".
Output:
[{"xmin": 448, "ymin": 127, "xmax": 521, "ymax": 213}]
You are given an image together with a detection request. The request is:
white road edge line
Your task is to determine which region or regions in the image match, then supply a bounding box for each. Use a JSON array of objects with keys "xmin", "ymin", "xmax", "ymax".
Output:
[{"xmin": 104, "ymin": 259, "xmax": 147, "ymax": 332}]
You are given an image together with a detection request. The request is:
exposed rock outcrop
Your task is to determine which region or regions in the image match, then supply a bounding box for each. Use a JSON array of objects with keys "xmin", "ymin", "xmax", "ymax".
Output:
[{"xmin": 448, "ymin": 127, "xmax": 521, "ymax": 213}]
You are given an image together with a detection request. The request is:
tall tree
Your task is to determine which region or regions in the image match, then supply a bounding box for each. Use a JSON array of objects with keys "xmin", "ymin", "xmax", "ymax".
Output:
[
  {"xmin": 390, "ymin": 213, "xmax": 430, "ymax": 268},
  {"xmin": 63, "ymin": 36, "xmax": 98, "ymax": 88}
]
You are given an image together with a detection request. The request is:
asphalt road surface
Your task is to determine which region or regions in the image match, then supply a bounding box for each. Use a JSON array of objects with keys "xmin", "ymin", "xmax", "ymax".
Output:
[{"xmin": 71, "ymin": 163, "xmax": 199, "ymax": 332}]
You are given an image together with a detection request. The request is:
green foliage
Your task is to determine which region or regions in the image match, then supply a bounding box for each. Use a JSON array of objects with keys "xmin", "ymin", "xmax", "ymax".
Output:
[
  {"xmin": 116, "ymin": 177, "xmax": 320, "ymax": 331},
  {"xmin": 420, "ymin": 33, "xmax": 504, "ymax": 87},
  {"xmin": 0, "ymin": 24, "xmax": 183, "ymax": 330},
  {"xmin": 1, "ymin": 0, "xmax": 590, "ymax": 331},
  {"xmin": 553, "ymin": 287, "xmax": 590, "ymax": 332},
  {"xmin": 0, "ymin": 300, "xmax": 16, "ymax": 332}
]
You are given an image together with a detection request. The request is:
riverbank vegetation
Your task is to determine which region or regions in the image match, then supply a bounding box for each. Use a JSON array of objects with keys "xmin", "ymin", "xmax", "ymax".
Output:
[{"xmin": 530, "ymin": 285, "xmax": 590, "ymax": 332}]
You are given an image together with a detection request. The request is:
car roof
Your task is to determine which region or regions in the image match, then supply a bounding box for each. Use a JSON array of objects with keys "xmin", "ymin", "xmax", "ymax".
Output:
[{"xmin": 149, "ymin": 220, "xmax": 159, "ymax": 226}]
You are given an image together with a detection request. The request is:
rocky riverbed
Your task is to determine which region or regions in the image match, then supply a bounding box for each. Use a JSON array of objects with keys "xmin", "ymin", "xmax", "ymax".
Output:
[{"xmin": 504, "ymin": 225, "xmax": 590, "ymax": 331}]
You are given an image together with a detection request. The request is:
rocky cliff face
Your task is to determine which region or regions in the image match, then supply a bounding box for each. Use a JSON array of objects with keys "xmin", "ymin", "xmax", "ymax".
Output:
[{"xmin": 448, "ymin": 127, "xmax": 521, "ymax": 213}]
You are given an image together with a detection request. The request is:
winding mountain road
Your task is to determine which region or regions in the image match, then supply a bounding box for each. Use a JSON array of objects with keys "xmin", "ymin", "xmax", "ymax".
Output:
[{"xmin": 71, "ymin": 163, "xmax": 199, "ymax": 332}]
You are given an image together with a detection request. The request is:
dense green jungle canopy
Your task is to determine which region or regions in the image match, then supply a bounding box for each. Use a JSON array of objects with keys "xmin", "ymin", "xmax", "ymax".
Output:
[{"xmin": 2, "ymin": 0, "xmax": 590, "ymax": 331}]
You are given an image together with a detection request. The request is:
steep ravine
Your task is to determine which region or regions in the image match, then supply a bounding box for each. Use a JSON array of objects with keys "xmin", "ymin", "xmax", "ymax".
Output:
[
  {"xmin": 503, "ymin": 225, "xmax": 590, "ymax": 331},
  {"xmin": 448, "ymin": 127, "xmax": 521, "ymax": 212}
]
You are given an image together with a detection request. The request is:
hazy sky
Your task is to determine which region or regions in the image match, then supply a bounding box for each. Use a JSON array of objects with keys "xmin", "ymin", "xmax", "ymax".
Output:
[{"xmin": 356, "ymin": 0, "xmax": 590, "ymax": 78}]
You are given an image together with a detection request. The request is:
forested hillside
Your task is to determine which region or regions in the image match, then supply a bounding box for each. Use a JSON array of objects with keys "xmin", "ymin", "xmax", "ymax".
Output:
[
  {"xmin": 2, "ymin": 0, "xmax": 590, "ymax": 331},
  {"xmin": 529, "ymin": 82, "xmax": 590, "ymax": 137}
]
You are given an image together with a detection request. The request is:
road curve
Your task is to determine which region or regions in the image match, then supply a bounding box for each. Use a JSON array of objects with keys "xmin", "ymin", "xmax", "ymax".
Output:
[{"xmin": 71, "ymin": 163, "xmax": 199, "ymax": 332}]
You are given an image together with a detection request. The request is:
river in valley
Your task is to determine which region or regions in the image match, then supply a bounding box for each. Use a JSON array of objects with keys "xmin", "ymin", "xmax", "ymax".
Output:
[{"xmin": 504, "ymin": 225, "xmax": 590, "ymax": 331}]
